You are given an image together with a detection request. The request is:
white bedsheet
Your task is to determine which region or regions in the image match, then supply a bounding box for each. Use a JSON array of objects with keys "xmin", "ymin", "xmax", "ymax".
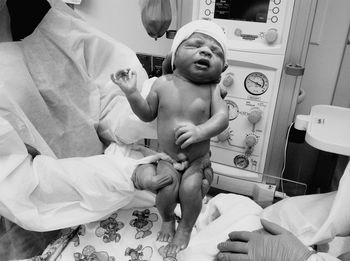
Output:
[{"xmin": 56, "ymin": 194, "xmax": 263, "ymax": 261}]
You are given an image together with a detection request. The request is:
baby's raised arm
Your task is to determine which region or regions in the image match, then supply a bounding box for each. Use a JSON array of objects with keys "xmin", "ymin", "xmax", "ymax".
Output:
[{"xmin": 111, "ymin": 69, "xmax": 158, "ymax": 122}]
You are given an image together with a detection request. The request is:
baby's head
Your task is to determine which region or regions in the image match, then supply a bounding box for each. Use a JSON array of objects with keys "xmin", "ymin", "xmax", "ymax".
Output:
[{"xmin": 169, "ymin": 19, "xmax": 228, "ymax": 84}]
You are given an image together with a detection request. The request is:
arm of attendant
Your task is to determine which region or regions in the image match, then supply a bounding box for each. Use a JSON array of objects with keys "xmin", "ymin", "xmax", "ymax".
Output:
[
  {"xmin": 126, "ymin": 80, "xmax": 159, "ymax": 123},
  {"xmin": 0, "ymin": 116, "xmax": 143, "ymax": 231},
  {"xmin": 197, "ymin": 84, "xmax": 229, "ymax": 140}
]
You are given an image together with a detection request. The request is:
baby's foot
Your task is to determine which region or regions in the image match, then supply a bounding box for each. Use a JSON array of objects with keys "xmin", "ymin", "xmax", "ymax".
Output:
[
  {"xmin": 157, "ymin": 220, "xmax": 176, "ymax": 242},
  {"xmin": 165, "ymin": 226, "xmax": 192, "ymax": 256}
]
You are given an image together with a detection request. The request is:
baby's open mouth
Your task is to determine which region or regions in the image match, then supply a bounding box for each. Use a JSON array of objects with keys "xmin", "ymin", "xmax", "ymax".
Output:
[{"xmin": 195, "ymin": 58, "xmax": 210, "ymax": 68}]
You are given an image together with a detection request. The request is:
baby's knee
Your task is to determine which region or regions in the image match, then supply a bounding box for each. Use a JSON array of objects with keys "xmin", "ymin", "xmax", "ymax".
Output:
[{"xmin": 180, "ymin": 176, "xmax": 202, "ymax": 196}]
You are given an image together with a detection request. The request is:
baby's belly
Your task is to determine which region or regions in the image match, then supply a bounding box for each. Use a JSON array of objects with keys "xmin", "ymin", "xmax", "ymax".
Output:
[{"xmin": 157, "ymin": 121, "xmax": 210, "ymax": 163}]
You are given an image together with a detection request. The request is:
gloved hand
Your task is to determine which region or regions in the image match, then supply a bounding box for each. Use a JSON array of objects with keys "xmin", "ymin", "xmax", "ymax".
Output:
[{"xmin": 215, "ymin": 219, "xmax": 315, "ymax": 261}]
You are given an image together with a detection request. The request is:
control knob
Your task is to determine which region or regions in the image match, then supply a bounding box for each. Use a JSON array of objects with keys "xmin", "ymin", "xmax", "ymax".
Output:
[
  {"xmin": 265, "ymin": 29, "xmax": 278, "ymax": 44},
  {"xmin": 248, "ymin": 108, "xmax": 262, "ymax": 124},
  {"xmin": 217, "ymin": 127, "xmax": 231, "ymax": 142},
  {"xmin": 222, "ymin": 73, "xmax": 234, "ymax": 88},
  {"xmin": 245, "ymin": 134, "xmax": 258, "ymax": 148}
]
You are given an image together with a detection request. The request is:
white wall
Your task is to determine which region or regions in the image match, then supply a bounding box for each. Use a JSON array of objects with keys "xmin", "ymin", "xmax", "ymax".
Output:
[
  {"xmin": 295, "ymin": 0, "xmax": 350, "ymax": 115},
  {"xmin": 75, "ymin": 0, "xmax": 193, "ymax": 57},
  {"xmin": 333, "ymin": 36, "xmax": 350, "ymax": 108}
]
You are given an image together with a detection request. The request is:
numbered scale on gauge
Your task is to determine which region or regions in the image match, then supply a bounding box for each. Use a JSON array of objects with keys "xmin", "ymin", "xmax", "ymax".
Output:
[
  {"xmin": 244, "ymin": 72, "xmax": 269, "ymax": 95},
  {"xmin": 233, "ymin": 154, "xmax": 249, "ymax": 169},
  {"xmin": 225, "ymin": 100, "xmax": 239, "ymax": 120}
]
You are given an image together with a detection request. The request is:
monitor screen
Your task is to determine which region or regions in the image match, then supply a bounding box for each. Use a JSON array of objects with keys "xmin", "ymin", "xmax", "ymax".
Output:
[{"xmin": 214, "ymin": 0, "xmax": 270, "ymax": 23}]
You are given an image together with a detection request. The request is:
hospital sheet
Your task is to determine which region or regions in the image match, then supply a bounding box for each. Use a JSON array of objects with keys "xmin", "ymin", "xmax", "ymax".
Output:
[
  {"xmin": 13, "ymin": 194, "xmax": 343, "ymax": 261},
  {"xmin": 21, "ymin": 194, "xmax": 264, "ymax": 261}
]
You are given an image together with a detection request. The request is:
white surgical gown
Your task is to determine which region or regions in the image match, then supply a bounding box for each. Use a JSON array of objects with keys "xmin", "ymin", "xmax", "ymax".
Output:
[{"xmin": 0, "ymin": 0, "xmax": 157, "ymax": 232}]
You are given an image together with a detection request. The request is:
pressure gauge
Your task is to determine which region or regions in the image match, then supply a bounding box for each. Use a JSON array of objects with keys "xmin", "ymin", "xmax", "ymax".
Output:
[
  {"xmin": 244, "ymin": 72, "xmax": 269, "ymax": 95},
  {"xmin": 226, "ymin": 100, "xmax": 239, "ymax": 120},
  {"xmin": 233, "ymin": 154, "xmax": 249, "ymax": 169}
]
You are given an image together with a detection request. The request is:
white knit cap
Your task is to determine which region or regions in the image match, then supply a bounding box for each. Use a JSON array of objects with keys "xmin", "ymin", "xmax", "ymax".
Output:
[{"xmin": 170, "ymin": 19, "xmax": 228, "ymax": 70}]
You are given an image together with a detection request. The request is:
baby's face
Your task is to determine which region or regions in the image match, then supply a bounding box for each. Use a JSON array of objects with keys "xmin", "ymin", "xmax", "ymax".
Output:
[{"xmin": 174, "ymin": 32, "xmax": 226, "ymax": 84}]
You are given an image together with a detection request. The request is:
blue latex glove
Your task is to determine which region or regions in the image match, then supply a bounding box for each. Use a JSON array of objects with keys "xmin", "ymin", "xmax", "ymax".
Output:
[{"xmin": 215, "ymin": 219, "xmax": 315, "ymax": 261}]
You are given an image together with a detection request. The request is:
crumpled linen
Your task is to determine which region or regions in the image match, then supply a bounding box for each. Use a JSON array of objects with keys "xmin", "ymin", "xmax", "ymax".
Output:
[
  {"xmin": 262, "ymin": 161, "xmax": 350, "ymax": 247},
  {"xmin": 0, "ymin": 112, "xmax": 155, "ymax": 231},
  {"xmin": 179, "ymin": 194, "xmax": 263, "ymax": 261},
  {"xmin": 308, "ymin": 253, "xmax": 341, "ymax": 261}
]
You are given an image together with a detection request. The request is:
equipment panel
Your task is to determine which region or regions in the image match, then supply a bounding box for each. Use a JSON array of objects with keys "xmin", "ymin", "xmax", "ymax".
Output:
[
  {"xmin": 196, "ymin": 0, "xmax": 294, "ymax": 54},
  {"xmin": 211, "ymin": 57, "xmax": 281, "ymax": 173}
]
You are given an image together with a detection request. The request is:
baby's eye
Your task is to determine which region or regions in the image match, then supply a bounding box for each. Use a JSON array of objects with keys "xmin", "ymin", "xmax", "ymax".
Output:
[
  {"xmin": 211, "ymin": 47, "xmax": 224, "ymax": 57},
  {"xmin": 185, "ymin": 38, "xmax": 204, "ymax": 48},
  {"xmin": 189, "ymin": 44, "xmax": 202, "ymax": 49},
  {"xmin": 187, "ymin": 43, "xmax": 201, "ymax": 48}
]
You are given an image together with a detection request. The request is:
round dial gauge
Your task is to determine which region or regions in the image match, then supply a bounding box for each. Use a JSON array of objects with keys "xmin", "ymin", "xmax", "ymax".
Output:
[
  {"xmin": 244, "ymin": 72, "xmax": 269, "ymax": 95},
  {"xmin": 226, "ymin": 100, "xmax": 239, "ymax": 120},
  {"xmin": 233, "ymin": 155, "xmax": 249, "ymax": 169}
]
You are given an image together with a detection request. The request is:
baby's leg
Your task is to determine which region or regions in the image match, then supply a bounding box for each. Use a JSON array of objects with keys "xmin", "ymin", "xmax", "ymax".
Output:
[
  {"xmin": 165, "ymin": 161, "xmax": 203, "ymax": 256},
  {"xmin": 156, "ymin": 160, "xmax": 181, "ymax": 243},
  {"xmin": 132, "ymin": 164, "xmax": 173, "ymax": 194}
]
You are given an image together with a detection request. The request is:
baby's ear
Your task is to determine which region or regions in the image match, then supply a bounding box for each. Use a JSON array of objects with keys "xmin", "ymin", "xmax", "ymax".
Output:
[
  {"xmin": 222, "ymin": 63, "xmax": 228, "ymax": 72},
  {"xmin": 162, "ymin": 52, "xmax": 173, "ymax": 75}
]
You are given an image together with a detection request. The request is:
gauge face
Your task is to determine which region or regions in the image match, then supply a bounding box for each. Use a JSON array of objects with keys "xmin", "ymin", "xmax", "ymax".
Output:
[
  {"xmin": 225, "ymin": 100, "xmax": 239, "ymax": 120},
  {"xmin": 244, "ymin": 72, "xmax": 269, "ymax": 95},
  {"xmin": 233, "ymin": 155, "xmax": 249, "ymax": 169}
]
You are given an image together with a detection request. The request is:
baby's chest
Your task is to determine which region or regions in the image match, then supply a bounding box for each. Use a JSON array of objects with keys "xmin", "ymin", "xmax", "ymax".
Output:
[{"xmin": 159, "ymin": 88, "xmax": 210, "ymax": 116}]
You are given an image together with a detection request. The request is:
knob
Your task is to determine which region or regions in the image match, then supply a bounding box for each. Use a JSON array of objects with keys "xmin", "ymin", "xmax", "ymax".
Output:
[
  {"xmin": 217, "ymin": 127, "xmax": 231, "ymax": 142},
  {"xmin": 245, "ymin": 134, "xmax": 257, "ymax": 147},
  {"xmin": 265, "ymin": 28, "xmax": 278, "ymax": 44},
  {"xmin": 222, "ymin": 73, "xmax": 234, "ymax": 88},
  {"xmin": 248, "ymin": 108, "xmax": 262, "ymax": 124}
]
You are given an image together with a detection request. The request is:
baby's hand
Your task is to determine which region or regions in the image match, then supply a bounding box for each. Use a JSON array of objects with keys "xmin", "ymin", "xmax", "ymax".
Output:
[
  {"xmin": 136, "ymin": 152, "xmax": 175, "ymax": 165},
  {"xmin": 154, "ymin": 152, "xmax": 175, "ymax": 162},
  {"xmin": 110, "ymin": 69, "xmax": 137, "ymax": 95},
  {"xmin": 174, "ymin": 122, "xmax": 202, "ymax": 149}
]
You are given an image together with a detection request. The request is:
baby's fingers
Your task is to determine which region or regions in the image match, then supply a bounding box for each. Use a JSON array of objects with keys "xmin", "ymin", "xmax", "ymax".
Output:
[
  {"xmin": 117, "ymin": 69, "xmax": 131, "ymax": 78},
  {"xmin": 175, "ymin": 131, "xmax": 190, "ymax": 146},
  {"xmin": 110, "ymin": 71, "xmax": 126, "ymax": 84},
  {"xmin": 179, "ymin": 136, "xmax": 195, "ymax": 149},
  {"xmin": 174, "ymin": 124, "xmax": 189, "ymax": 140}
]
